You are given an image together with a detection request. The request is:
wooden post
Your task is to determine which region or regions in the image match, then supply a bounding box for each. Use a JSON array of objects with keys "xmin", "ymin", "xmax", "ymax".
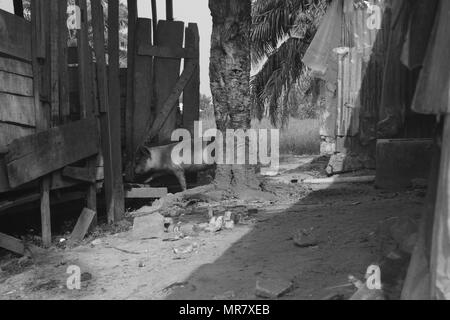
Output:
[
  {"xmin": 125, "ymin": 0, "xmax": 137, "ymax": 181},
  {"xmin": 133, "ymin": 19, "xmax": 153, "ymax": 155},
  {"xmin": 58, "ymin": 0, "xmax": 70, "ymax": 123},
  {"xmin": 77, "ymin": 0, "xmax": 98, "ymax": 226},
  {"xmin": 151, "ymin": 0, "xmax": 158, "ymax": 41},
  {"xmin": 13, "ymin": 0, "xmax": 24, "ymax": 18},
  {"xmin": 91, "ymin": 0, "xmax": 124, "ymax": 224},
  {"xmin": 183, "ymin": 23, "xmax": 200, "ymax": 136},
  {"xmin": 166, "ymin": 0, "xmax": 174, "ymax": 21},
  {"xmin": 31, "ymin": 0, "xmax": 51, "ymax": 248},
  {"xmin": 108, "ymin": 0, "xmax": 125, "ymax": 222},
  {"xmin": 49, "ymin": 0, "xmax": 60, "ymax": 127}
]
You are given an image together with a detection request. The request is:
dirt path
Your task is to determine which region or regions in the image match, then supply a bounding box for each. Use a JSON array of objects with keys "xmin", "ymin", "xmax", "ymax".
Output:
[{"xmin": 0, "ymin": 157, "xmax": 424, "ymax": 300}]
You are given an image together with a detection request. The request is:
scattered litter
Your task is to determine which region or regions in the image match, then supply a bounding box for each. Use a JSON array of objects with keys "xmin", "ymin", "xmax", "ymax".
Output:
[
  {"xmin": 163, "ymin": 281, "xmax": 189, "ymax": 292},
  {"xmin": 205, "ymin": 216, "xmax": 224, "ymax": 233},
  {"xmin": 173, "ymin": 242, "xmax": 200, "ymax": 255},
  {"xmin": 255, "ymin": 278, "xmax": 293, "ymax": 299},
  {"xmin": 132, "ymin": 213, "xmax": 165, "ymax": 240},
  {"xmin": 164, "ymin": 218, "xmax": 174, "ymax": 233}
]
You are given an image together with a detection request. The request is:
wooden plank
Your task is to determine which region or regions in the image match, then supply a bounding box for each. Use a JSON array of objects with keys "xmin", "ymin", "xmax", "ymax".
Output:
[
  {"xmin": 166, "ymin": 0, "xmax": 174, "ymax": 21},
  {"xmin": 0, "ymin": 71, "xmax": 33, "ymax": 96},
  {"xmin": 151, "ymin": 0, "xmax": 157, "ymax": 40},
  {"xmin": 138, "ymin": 44, "xmax": 198, "ymax": 59},
  {"xmin": 153, "ymin": 20, "xmax": 185, "ymax": 144},
  {"xmin": 125, "ymin": 187, "xmax": 168, "ymax": 199},
  {"xmin": 183, "ymin": 23, "xmax": 200, "ymax": 135},
  {"xmin": 144, "ymin": 61, "xmax": 197, "ymax": 146},
  {"xmin": 0, "ymin": 93, "xmax": 36, "ymax": 127},
  {"xmin": 0, "ymin": 9, "xmax": 32, "ymax": 61},
  {"xmin": 0, "ymin": 123, "xmax": 35, "ymax": 147},
  {"xmin": 77, "ymin": 0, "xmax": 98, "ymax": 227},
  {"xmin": 0, "ymin": 193, "xmax": 40, "ymax": 213},
  {"xmin": 92, "ymin": 0, "xmax": 122, "ymax": 224},
  {"xmin": 133, "ymin": 19, "xmax": 153, "ymax": 157},
  {"xmin": 62, "ymin": 166, "xmax": 96, "ymax": 183},
  {"xmin": 6, "ymin": 118, "xmax": 99, "ymax": 188},
  {"xmin": 0, "ymin": 57, "xmax": 33, "ymax": 77},
  {"xmin": 125, "ymin": 0, "xmax": 138, "ymax": 180},
  {"xmin": 58, "ymin": 0, "xmax": 70, "ymax": 123},
  {"xmin": 68, "ymin": 208, "xmax": 96, "ymax": 244},
  {"xmin": 32, "ymin": 0, "xmax": 52, "ymax": 249},
  {"xmin": 108, "ymin": 0, "xmax": 125, "ymax": 222},
  {"xmin": 0, "ymin": 232, "xmax": 28, "ymax": 256},
  {"xmin": 49, "ymin": 0, "xmax": 60, "ymax": 126}
]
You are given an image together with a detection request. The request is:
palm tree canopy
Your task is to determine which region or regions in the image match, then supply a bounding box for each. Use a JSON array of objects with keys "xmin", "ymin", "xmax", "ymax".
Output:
[{"xmin": 251, "ymin": 0, "xmax": 330, "ymax": 126}]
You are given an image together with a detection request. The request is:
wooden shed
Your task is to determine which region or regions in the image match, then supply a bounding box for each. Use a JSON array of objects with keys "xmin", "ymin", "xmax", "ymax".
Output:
[{"xmin": 0, "ymin": 0, "xmax": 200, "ymax": 253}]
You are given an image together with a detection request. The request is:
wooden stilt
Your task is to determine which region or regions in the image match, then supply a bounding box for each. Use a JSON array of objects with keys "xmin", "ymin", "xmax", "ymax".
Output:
[
  {"xmin": 31, "ymin": 0, "xmax": 52, "ymax": 248},
  {"xmin": 77, "ymin": 0, "xmax": 98, "ymax": 229},
  {"xmin": 92, "ymin": 0, "xmax": 124, "ymax": 224},
  {"xmin": 125, "ymin": 0, "xmax": 138, "ymax": 181}
]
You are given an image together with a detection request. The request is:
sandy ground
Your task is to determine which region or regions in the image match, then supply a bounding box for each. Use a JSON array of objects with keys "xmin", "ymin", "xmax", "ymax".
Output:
[{"xmin": 0, "ymin": 156, "xmax": 424, "ymax": 300}]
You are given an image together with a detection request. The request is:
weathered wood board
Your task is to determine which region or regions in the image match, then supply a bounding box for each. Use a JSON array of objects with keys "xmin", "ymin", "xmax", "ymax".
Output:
[
  {"xmin": 0, "ymin": 123, "xmax": 35, "ymax": 147},
  {"xmin": 6, "ymin": 119, "xmax": 100, "ymax": 188},
  {"xmin": 0, "ymin": 9, "xmax": 32, "ymax": 61},
  {"xmin": 133, "ymin": 18, "xmax": 153, "ymax": 154},
  {"xmin": 0, "ymin": 232, "xmax": 39, "ymax": 256},
  {"xmin": 125, "ymin": 187, "xmax": 168, "ymax": 199},
  {"xmin": 68, "ymin": 208, "xmax": 96, "ymax": 244},
  {"xmin": 153, "ymin": 20, "xmax": 185, "ymax": 143},
  {"xmin": 0, "ymin": 93, "xmax": 36, "ymax": 127},
  {"xmin": 183, "ymin": 23, "xmax": 200, "ymax": 135},
  {"xmin": 0, "ymin": 71, "xmax": 33, "ymax": 96},
  {"xmin": 138, "ymin": 44, "xmax": 197, "ymax": 59},
  {"xmin": 0, "ymin": 57, "xmax": 33, "ymax": 77}
]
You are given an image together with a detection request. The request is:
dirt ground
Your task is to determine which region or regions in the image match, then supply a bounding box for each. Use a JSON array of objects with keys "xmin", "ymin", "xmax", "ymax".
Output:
[{"xmin": 0, "ymin": 155, "xmax": 424, "ymax": 300}]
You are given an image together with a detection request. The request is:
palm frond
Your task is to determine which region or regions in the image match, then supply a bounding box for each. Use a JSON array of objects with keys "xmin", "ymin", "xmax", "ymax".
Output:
[{"xmin": 251, "ymin": 0, "xmax": 331, "ymax": 126}]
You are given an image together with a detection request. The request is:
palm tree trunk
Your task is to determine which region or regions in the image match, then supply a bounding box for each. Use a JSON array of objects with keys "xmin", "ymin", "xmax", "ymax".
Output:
[{"xmin": 209, "ymin": 0, "xmax": 259, "ymax": 191}]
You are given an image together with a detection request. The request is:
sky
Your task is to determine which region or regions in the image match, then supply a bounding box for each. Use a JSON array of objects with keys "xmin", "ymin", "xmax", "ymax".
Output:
[{"xmin": 0, "ymin": 0, "xmax": 213, "ymax": 96}]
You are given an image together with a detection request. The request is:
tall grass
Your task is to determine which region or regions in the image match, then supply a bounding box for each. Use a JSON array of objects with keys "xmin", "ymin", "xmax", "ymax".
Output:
[
  {"xmin": 201, "ymin": 109, "xmax": 320, "ymax": 156},
  {"xmin": 252, "ymin": 118, "xmax": 321, "ymax": 155}
]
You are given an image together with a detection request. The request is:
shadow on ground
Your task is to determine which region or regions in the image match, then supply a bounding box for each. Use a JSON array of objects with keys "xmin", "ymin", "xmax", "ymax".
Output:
[{"xmin": 164, "ymin": 183, "xmax": 422, "ymax": 300}]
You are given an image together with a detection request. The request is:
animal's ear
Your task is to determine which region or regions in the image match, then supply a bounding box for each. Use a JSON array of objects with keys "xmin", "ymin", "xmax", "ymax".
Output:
[{"xmin": 137, "ymin": 146, "xmax": 151, "ymax": 158}]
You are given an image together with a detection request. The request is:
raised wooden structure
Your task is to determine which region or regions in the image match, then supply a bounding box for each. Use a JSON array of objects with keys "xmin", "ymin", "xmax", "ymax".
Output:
[{"xmin": 0, "ymin": 1, "xmax": 200, "ymax": 254}]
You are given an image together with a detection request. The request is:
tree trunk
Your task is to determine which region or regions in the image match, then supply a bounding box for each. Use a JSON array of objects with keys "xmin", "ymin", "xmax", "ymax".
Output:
[{"xmin": 209, "ymin": 0, "xmax": 259, "ymax": 192}]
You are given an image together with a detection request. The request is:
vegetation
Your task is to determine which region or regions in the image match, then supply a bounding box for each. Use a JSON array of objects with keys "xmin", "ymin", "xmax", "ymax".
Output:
[{"xmin": 251, "ymin": 0, "xmax": 330, "ymax": 126}]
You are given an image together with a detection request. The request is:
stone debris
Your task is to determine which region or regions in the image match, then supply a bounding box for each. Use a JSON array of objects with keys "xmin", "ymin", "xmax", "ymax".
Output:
[
  {"xmin": 255, "ymin": 278, "xmax": 293, "ymax": 299},
  {"xmin": 293, "ymin": 228, "xmax": 319, "ymax": 248},
  {"xmin": 132, "ymin": 213, "xmax": 165, "ymax": 240}
]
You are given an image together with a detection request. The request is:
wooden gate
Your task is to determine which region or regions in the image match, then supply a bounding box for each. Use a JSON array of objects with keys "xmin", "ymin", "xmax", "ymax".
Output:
[{"xmin": 125, "ymin": 17, "xmax": 200, "ymax": 179}]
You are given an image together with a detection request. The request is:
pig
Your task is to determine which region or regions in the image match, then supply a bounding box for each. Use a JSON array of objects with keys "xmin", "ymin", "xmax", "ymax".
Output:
[{"xmin": 134, "ymin": 141, "xmax": 214, "ymax": 191}]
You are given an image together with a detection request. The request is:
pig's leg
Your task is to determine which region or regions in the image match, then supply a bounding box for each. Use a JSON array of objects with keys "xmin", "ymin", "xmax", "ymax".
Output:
[{"xmin": 172, "ymin": 169, "xmax": 187, "ymax": 191}]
